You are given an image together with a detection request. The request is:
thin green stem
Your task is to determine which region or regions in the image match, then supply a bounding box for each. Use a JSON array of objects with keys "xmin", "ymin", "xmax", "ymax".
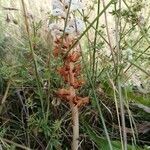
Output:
[
  {"xmin": 92, "ymin": 0, "xmax": 100, "ymax": 83},
  {"xmin": 21, "ymin": 0, "xmax": 44, "ymax": 118},
  {"xmin": 81, "ymin": 51, "xmax": 113, "ymax": 150},
  {"xmin": 63, "ymin": 0, "xmax": 114, "ymax": 58},
  {"xmin": 114, "ymin": 1, "xmax": 127, "ymax": 150}
]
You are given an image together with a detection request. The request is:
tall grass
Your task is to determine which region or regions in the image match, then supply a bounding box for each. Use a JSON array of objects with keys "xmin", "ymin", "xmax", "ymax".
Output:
[{"xmin": 0, "ymin": 0, "xmax": 150, "ymax": 149}]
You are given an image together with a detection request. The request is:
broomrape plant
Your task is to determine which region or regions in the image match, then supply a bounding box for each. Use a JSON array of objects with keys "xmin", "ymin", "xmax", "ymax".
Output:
[{"xmin": 49, "ymin": 0, "xmax": 89, "ymax": 150}]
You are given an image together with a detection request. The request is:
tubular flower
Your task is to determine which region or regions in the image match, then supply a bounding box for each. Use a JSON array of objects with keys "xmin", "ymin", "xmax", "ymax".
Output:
[
  {"xmin": 53, "ymin": 35, "xmax": 89, "ymax": 107},
  {"xmin": 51, "ymin": 0, "xmax": 84, "ymax": 18},
  {"xmin": 49, "ymin": 2, "xmax": 89, "ymax": 107},
  {"xmin": 65, "ymin": 19, "xmax": 85, "ymax": 36}
]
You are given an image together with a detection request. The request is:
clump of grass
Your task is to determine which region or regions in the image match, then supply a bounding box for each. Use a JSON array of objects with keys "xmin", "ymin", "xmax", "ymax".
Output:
[{"xmin": 0, "ymin": 0, "xmax": 150, "ymax": 149}]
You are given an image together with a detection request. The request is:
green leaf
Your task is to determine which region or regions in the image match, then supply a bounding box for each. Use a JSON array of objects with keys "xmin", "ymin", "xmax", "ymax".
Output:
[{"xmin": 82, "ymin": 120, "xmax": 141, "ymax": 150}]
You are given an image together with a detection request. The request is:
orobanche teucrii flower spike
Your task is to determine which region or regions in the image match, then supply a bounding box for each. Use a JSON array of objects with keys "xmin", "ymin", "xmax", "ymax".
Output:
[{"xmin": 49, "ymin": 0, "xmax": 89, "ymax": 150}]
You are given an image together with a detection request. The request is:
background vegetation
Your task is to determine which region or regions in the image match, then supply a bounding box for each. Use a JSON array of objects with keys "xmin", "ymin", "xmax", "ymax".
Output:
[{"xmin": 0, "ymin": 0, "xmax": 150, "ymax": 149}]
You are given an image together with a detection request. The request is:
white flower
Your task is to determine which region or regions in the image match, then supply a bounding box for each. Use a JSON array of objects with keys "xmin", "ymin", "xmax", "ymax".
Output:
[
  {"xmin": 51, "ymin": 29, "xmax": 63, "ymax": 37},
  {"xmin": 51, "ymin": 8, "xmax": 66, "ymax": 18},
  {"xmin": 63, "ymin": 0, "xmax": 84, "ymax": 11},
  {"xmin": 49, "ymin": 23, "xmax": 60, "ymax": 30},
  {"xmin": 70, "ymin": 2, "xmax": 84, "ymax": 11},
  {"xmin": 49, "ymin": 23, "xmax": 64, "ymax": 37},
  {"xmin": 51, "ymin": 0, "xmax": 63, "ymax": 10},
  {"xmin": 50, "ymin": 0, "xmax": 84, "ymax": 18},
  {"xmin": 65, "ymin": 19, "xmax": 85, "ymax": 35},
  {"xmin": 51, "ymin": 0, "xmax": 66, "ymax": 18}
]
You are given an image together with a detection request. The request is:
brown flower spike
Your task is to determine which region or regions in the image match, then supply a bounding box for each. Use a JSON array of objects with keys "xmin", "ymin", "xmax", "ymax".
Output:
[
  {"xmin": 53, "ymin": 35, "xmax": 89, "ymax": 150},
  {"xmin": 54, "ymin": 36, "xmax": 89, "ymax": 107}
]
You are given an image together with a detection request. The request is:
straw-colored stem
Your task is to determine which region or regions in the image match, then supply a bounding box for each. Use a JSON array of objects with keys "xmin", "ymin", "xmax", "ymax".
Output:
[
  {"xmin": 70, "ymin": 102, "xmax": 79, "ymax": 150},
  {"xmin": 68, "ymin": 62, "xmax": 79, "ymax": 150}
]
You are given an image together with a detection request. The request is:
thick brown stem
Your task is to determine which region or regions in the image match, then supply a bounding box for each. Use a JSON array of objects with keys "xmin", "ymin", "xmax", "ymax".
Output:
[{"xmin": 70, "ymin": 102, "xmax": 79, "ymax": 150}]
